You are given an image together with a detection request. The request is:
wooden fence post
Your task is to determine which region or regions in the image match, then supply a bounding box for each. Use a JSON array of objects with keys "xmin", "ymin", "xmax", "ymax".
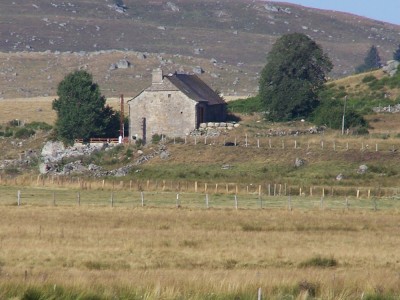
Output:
[
  {"xmin": 141, "ymin": 191, "xmax": 144, "ymax": 207},
  {"xmin": 195, "ymin": 181, "xmax": 198, "ymax": 193},
  {"xmin": 176, "ymin": 193, "xmax": 180, "ymax": 208},
  {"xmin": 111, "ymin": 192, "xmax": 114, "ymax": 207},
  {"xmin": 17, "ymin": 190, "xmax": 21, "ymax": 206},
  {"xmin": 258, "ymin": 287, "xmax": 262, "ymax": 300},
  {"xmin": 206, "ymin": 194, "xmax": 209, "ymax": 209},
  {"xmin": 288, "ymin": 195, "xmax": 292, "ymax": 211},
  {"xmin": 234, "ymin": 194, "xmax": 238, "ymax": 210}
]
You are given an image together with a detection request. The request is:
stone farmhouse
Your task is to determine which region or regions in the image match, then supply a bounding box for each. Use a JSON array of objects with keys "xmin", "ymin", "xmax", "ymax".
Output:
[{"xmin": 128, "ymin": 69, "xmax": 226, "ymax": 143}]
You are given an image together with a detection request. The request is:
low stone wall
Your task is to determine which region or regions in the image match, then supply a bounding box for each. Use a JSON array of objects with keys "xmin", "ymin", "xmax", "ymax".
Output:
[{"xmin": 199, "ymin": 122, "xmax": 240, "ymax": 130}]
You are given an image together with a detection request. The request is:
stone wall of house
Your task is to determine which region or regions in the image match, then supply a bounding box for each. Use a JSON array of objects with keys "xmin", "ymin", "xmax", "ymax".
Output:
[{"xmin": 129, "ymin": 90, "xmax": 197, "ymax": 142}]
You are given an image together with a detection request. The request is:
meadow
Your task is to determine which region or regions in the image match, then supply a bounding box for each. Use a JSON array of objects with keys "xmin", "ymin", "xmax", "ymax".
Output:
[{"xmin": 1, "ymin": 202, "xmax": 400, "ymax": 299}]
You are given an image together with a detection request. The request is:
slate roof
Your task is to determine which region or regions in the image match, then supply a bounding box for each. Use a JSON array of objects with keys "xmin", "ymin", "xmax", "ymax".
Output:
[{"xmin": 165, "ymin": 73, "xmax": 225, "ymax": 106}]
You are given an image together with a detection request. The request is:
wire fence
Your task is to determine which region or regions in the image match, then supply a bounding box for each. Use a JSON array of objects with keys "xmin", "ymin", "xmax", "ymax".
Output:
[{"xmin": 2, "ymin": 186, "xmax": 400, "ymax": 211}]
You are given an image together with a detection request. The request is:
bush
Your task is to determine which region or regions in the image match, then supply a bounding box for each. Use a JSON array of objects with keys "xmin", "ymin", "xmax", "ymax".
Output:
[
  {"xmin": 7, "ymin": 119, "xmax": 20, "ymax": 127},
  {"xmin": 151, "ymin": 133, "xmax": 164, "ymax": 144},
  {"xmin": 299, "ymin": 256, "xmax": 338, "ymax": 268},
  {"xmin": 311, "ymin": 98, "xmax": 368, "ymax": 130},
  {"xmin": 352, "ymin": 126, "xmax": 369, "ymax": 135},
  {"xmin": 362, "ymin": 75, "xmax": 377, "ymax": 83},
  {"xmin": 227, "ymin": 96, "xmax": 263, "ymax": 113},
  {"xmin": 14, "ymin": 128, "xmax": 35, "ymax": 139},
  {"xmin": 25, "ymin": 121, "xmax": 52, "ymax": 131}
]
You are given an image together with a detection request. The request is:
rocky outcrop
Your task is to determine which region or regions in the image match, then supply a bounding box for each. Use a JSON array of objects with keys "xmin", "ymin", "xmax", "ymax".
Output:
[
  {"xmin": 382, "ymin": 60, "xmax": 399, "ymax": 77},
  {"xmin": 38, "ymin": 141, "xmax": 168, "ymax": 177}
]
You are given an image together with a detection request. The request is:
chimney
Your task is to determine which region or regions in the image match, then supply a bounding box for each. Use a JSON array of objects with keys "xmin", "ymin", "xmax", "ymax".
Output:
[{"xmin": 152, "ymin": 68, "xmax": 163, "ymax": 84}]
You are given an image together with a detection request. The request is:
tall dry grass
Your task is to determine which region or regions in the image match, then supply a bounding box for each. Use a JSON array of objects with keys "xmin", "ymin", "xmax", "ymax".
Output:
[{"xmin": 1, "ymin": 206, "xmax": 400, "ymax": 299}]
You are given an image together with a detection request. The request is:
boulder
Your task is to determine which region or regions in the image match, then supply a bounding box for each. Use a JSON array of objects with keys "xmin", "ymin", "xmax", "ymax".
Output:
[
  {"xmin": 193, "ymin": 66, "xmax": 204, "ymax": 74},
  {"xmin": 116, "ymin": 59, "xmax": 131, "ymax": 69},
  {"xmin": 294, "ymin": 158, "xmax": 305, "ymax": 168},
  {"xmin": 382, "ymin": 60, "xmax": 400, "ymax": 77},
  {"xmin": 41, "ymin": 141, "xmax": 65, "ymax": 157},
  {"xmin": 160, "ymin": 150, "xmax": 170, "ymax": 160},
  {"xmin": 357, "ymin": 164, "xmax": 368, "ymax": 174},
  {"xmin": 336, "ymin": 173, "xmax": 344, "ymax": 181}
]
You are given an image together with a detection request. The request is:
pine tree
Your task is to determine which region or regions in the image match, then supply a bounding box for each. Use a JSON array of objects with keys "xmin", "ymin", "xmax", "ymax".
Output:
[
  {"xmin": 356, "ymin": 45, "xmax": 382, "ymax": 73},
  {"xmin": 393, "ymin": 44, "xmax": 400, "ymax": 61},
  {"xmin": 259, "ymin": 33, "xmax": 333, "ymax": 121}
]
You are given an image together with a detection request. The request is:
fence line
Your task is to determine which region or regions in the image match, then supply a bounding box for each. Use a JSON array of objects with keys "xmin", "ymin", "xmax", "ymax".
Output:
[
  {"xmin": 2, "ymin": 187, "xmax": 399, "ymax": 211},
  {"xmin": 159, "ymin": 135, "xmax": 400, "ymax": 153},
  {"xmin": 0, "ymin": 175, "xmax": 398, "ymax": 200}
]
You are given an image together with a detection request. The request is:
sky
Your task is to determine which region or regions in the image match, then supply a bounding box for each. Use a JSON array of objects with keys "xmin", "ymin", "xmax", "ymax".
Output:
[{"xmin": 270, "ymin": 0, "xmax": 400, "ymax": 25}]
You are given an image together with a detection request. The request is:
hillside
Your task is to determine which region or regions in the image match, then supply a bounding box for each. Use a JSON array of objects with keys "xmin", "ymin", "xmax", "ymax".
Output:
[{"xmin": 1, "ymin": 0, "xmax": 400, "ymax": 99}]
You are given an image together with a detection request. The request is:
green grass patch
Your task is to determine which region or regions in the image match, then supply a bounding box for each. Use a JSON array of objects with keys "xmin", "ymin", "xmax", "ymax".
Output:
[
  {"xmin": 227, "ymin": 96, "xmax": 263, "ymax": 113},
  {"xmin": 298, "ymin": 256, "xmax": 338, "ymax": 268}
]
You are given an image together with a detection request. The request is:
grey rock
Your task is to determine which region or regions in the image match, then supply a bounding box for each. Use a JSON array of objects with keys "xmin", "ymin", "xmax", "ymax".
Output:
[
  {"xmin": 160, "ymin": 150, "xmax": 170, "ymax": 160},
  {"xmin": 116, "ymin": 59, "xmax": 131, "ymax": 69},
  {"xmin": 382, "ymin": 60, "xmax": 399, "ymax": 77},
  {"xmin": 193, "ymin": 66, "xmax": 204, "ymax": 74},
  {"xmin": 357, "ymin": 164, "xmax": 368, "ymax": 174},
  {"xmin": 336, "ymin": 173, "xmax": 344, "ymax": 181},
  {"xmin": 166, "ymin": 2, "xmax": 180, "ymax": 12},
  {"xmin": 294, "ymin": 158, "xmax": 305, "ymax": 168}
]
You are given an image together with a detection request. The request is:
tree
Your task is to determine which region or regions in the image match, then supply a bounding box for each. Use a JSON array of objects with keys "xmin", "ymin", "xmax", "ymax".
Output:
[
  {"xmin": 356, "ymin": 45, "xmax": 382, "ymax": 73},
  {"xmin": 393, "ymin": 44, "xmax": 400, "ymax": 61},
  {"xmin": 259, "ymin": 33, "xmax": 333, "ymax": 121},
  {"xmin": 311, "ymin": 97, "xmax": 367, "ymax": 130},
  {"xmin": 52, "ymin": 70, "xmax": 119, "ymax": 145}
]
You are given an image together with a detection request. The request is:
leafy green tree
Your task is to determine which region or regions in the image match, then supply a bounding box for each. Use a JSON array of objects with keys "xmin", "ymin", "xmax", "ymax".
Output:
[
  {"xmin": 393, "ymin": 44, "xmax": 400, "ymax": 61},
  {"xmin": 356, "ymin": 45, "xmax": 381, "ymax": 73},
  {"xmin": 259, "ymin": 33, "xmax": 333, "ymax": 121},
  {"xmin": 311, "ymin": 97, "xmax": 367, "ymax": 130},
  {"xmin": 52, "ymin": 70, "xmax": 119, "ymax": 145}
]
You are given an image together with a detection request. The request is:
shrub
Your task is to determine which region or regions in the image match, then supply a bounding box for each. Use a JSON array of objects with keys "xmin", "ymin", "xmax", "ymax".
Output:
[
  {"xmin": 25, "ymin": 121, "xmax": 52, "ymax": 131},
  {"xmin": 311, "ymin": 99, "xmax": 368, "ymax": 130},
  {"xmin": 151, "ymin": 133, "xmax": 163, "ymax": 144},
  {"xmin": 299, "ymin": 256, "xmax": 338, "ymax": 268},
  {"xmin": 14, "ymin": 128, "xmax": 35, "ymax": 139},
  {"xmin": 362, "ymin": 75, "xmax": 377, "ymax": 83},
  {"xmin": 227, "ymin": 96, "xmax": 263, "ymax": 113},
  {"xmin": 7, "ymin": 119, "xmax": 20, "ymax": 127}
]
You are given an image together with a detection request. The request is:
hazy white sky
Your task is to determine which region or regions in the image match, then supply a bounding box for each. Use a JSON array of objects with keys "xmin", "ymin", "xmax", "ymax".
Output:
[{"xmin": 270, "ymin": 1, "xmax": 400, "ymax": 25}]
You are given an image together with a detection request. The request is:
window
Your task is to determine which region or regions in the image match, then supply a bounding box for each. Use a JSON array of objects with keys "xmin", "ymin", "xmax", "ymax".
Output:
[{"xmin": 168, "ymin": 94, "xmax": 171, "ymax": 98}]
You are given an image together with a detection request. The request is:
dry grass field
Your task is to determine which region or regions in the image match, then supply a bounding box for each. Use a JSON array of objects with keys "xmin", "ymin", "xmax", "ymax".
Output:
[{"xmin": 1, "ymin": 205, "xmax": 400, "ymax": 299}]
